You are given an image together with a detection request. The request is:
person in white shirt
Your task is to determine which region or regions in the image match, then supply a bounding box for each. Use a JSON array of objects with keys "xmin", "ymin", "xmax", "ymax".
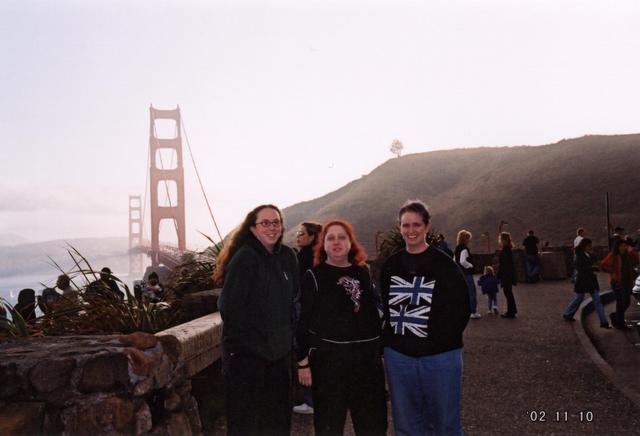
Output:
[{"xmin": 574, "ymin": 227, "xmax": 585, "ymax": 249}]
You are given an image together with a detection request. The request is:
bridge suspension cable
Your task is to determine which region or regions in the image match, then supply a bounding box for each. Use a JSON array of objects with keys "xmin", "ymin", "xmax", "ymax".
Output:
[{"xmin": 181, "ymin": 116, "xmax": 225, "ymax": 248}]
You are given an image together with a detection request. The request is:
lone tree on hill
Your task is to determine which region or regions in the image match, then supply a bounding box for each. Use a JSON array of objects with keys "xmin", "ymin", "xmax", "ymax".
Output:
[{"xmin": 390, "ymin": 139, "xmax": 404, "ymax": 158}]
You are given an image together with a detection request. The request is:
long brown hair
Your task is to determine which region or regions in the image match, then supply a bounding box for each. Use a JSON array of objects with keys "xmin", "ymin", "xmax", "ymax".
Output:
[
  {"xmin": 314, "ymin": 220, "xmax": 367, "ymax": 267},
  {"xmin": 213, "ymin": 204, "xmax": 283, "ymax": 286}
]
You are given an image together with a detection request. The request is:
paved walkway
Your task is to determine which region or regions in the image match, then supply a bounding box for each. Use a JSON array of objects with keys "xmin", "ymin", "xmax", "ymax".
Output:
[{"xmin": 215, "ymin": 274, "xmax": 640, "ymax": 435}]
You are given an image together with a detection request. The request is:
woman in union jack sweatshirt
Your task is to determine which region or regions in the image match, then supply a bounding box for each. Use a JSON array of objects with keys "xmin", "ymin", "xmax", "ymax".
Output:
[{"xmin": 380, "ymin": 200, "xmax": 470, "ymax": 436}]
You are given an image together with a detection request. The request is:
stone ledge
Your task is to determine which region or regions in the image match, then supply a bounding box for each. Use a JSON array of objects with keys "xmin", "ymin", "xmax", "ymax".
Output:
[{"xmin": 155, "ymin": 312, "xmax": 223, "ymax": 377}]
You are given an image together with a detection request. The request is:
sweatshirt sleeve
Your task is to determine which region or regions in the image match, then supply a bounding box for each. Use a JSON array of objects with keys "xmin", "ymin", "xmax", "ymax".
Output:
[
  {"xmin": 217, "ymin": 249, "xmax": 254, "ymax": 344},
  {"xmin": 459, "ymin": 248, "xmax": 473, "ymax": 269},
  {"xmin": 296, "ymin": 270, "xmax": 317, "ymax": 361},
  {"xmin": 443, "ymin": 258, "xmax": 471, "ymax": 335}
]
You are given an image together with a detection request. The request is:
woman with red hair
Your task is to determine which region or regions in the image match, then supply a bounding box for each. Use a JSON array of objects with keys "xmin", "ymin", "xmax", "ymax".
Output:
[{"xmin": 296, "ymin": 220, "xmax": 387, "ymax": 435}]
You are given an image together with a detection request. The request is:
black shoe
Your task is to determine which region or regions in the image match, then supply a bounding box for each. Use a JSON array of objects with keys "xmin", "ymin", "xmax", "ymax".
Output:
[
  {"xmin": 563, "ymin": 315, "xmax": 575, "ymax": 322},
  {"xmin": 600, "ymin": 323, "xmax": 612, "ymax": 329},
  {"xmin": 501, "ymin": 313, "xmax": 516, "ymax": 319}
]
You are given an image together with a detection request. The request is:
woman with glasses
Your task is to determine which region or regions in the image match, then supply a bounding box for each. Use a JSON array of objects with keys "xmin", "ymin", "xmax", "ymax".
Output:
[
  {"xmin": 293, "ymin": 221, "xmax": 322, "ymax": 416},
  {"xmin": 214, "ymin": 204, "xmax": 299, "ymax": 436},
  {"xmin": 297, "ymin": 220, "xmax": 387, "ymax": 435}
]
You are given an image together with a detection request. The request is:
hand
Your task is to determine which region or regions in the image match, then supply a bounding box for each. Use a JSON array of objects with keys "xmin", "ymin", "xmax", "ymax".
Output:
[{"xmin": 298, "ymin": 367, "xmax": 312, "ymax": 387}]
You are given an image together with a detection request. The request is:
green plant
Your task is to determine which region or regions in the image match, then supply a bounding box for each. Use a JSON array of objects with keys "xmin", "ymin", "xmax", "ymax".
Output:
[{"xmin": 0, "ymin": 298, "xmax": 31, "ymax": 339}]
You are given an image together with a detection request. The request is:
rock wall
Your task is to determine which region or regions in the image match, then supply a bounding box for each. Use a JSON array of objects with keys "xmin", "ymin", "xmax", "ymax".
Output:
[{"xmin": 0, "ymin": 332, "xmax": 202, "ymax": 435}]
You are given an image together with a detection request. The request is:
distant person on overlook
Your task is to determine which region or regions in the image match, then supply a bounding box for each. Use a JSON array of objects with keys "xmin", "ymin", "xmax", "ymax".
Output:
[
  {"xmin": 292, "ymin": 221, "xmax": 322, "ymax": 416},
  {"xmin": 56, "ymin": 274, "xmax": 79, "ymax": 304},
  {"xmin": 87, "ymin": 267, "xmax": 125, "ymax": 300},
  {"xmin": 455, "ymin": 230, "xmax": 481, "ymax": 319},
  {"xmin": 562, "ymin": 238, "xmax": 610, "ymax": 329},
  {"xmin": 436, "ymin": 233, "xmax": 454, "ymax": 257},
  {"xmin": 573, "ymin": 227, "xmax": 585, "ymax": 249},
  {"xmin": 522, "ymin": 230, "xmax": 540, "ymax": 283},
  {"xmin": 142, "ymin": 271, "xmax": 164, "ymax": 302},
  {"xmin": 15, "ymin": 288, "xmax": 36, "ymax": 322},
  {"xmin": 601, "ymin": 239, "xmax": 639, "ymax": 329},
  {"xmin": 498, "ymin": 231, "xmax": 519, "ymax": 318}
]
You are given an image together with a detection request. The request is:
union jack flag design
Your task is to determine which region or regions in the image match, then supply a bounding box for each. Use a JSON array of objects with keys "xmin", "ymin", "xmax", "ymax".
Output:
[
  {"xmin": 388, "ymin": 276, "xmax": 434, "ymax": 338},
  {"xmin": 389, "ymin": 304, "xmax": 430, "ymax": 337},
  {"xmin": 389, "ymin": 276, "xmax": 435, "ymax": 306}
]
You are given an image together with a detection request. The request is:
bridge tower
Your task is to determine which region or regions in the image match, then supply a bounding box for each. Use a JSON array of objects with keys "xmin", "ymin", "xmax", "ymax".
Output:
[
  {"xmin": 149, "ymin": 105, "xmax": 186, "ymax": 267},
  {"xmin": 128, "ymin": 194, "xmax": 143, "ymax": 274}
]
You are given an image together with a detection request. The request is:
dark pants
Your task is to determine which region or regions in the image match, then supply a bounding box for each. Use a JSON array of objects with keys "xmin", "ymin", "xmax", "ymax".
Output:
[
  {"xmin": 311, "ymin": 342, "xmax": 387, "ymax": 436},
  {"xmin": 223, "ymin": 351, "xmax": 292, "ymax": 436},
  {"xmin": 502, "ymin": 284, "xmax": 517, "ymax": 316},
  {"xmin": 611, "ymin": 285, "xmax": 631, "ymax": 327}
]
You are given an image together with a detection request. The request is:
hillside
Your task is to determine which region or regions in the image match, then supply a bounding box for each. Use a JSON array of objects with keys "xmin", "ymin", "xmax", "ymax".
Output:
[{"xmin": 283, "ymin": 134, "xmax": 640, "ymax": 254}]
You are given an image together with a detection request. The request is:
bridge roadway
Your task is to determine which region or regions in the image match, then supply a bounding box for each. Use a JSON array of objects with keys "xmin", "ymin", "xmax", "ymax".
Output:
[{"xmin": 166, "ymin": 274, "xmax": 640, "ymax": 435}]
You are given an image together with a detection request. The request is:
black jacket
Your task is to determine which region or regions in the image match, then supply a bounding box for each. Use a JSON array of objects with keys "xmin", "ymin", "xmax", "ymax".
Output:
[
  {"xmin": 380, "ymin": 246, "xmax": 470, "ymax": 357},
  {"xmin": 574, "ymin": 250, "xmax": 599, "ymax": 293},
  {"xmin": 497, "ymin": 245, "xmax": 518, "ymax": 287},
  {"xmin": 218, "ymin": 235, "xmax": 299, "ymax": 361}
]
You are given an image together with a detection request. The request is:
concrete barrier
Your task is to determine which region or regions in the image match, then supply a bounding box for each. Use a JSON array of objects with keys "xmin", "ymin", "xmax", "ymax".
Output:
[{"xmin": 156, "ymin": 312, "xmax": 223, "ymax": 377}]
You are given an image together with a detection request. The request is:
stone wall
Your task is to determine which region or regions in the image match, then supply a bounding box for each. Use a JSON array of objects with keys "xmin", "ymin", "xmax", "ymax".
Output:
[{"xmin": 0, "ymin": 332, "xmax": 202, "ymax": 436}]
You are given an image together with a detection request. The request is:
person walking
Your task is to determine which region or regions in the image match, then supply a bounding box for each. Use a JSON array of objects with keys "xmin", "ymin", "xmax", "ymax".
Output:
[
  {"xmin": 498, "ymin": 232, "xmax": 519, "ymax": 318},
  {"xmin": 455, "ymin": 229, "xmax": 481, "ymax": 319},
  {"xmin": 296, "ymin": 220, "xmax": 387, "ymax": 435},
  {"xmin": 293, "ymin": 221, "xmax": 322, "ymax": 416},
  {"xmin": 380, "ymin": 200, "xmax": 470, "ymax": 436},
  {"xmin": 214, "ymin": 204, "xmax": 298, "ymax": 436},
  {"xmin": 600, "ymin": 239, "xmax": 639, "ymax": 329},
  {"xmin": 562, "ymin": 238, "xmax": 611, "ymax": 328}
]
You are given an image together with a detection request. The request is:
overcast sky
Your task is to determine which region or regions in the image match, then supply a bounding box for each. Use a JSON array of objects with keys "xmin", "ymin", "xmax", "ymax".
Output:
[{"xmin": 2, "ymin": 0, "xmax": 639, "ymax": 248}]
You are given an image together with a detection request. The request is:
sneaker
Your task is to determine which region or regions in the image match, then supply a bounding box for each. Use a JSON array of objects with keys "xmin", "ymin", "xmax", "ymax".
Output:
[
  {"xmin": 486, "ymin": 310, "xmax": 494, "ymax": 315},
  {"xmin": 293, "ymin": 403, "xmax": 314, "ymax": 415},
  {"xmin": 600, "ymin": 323, "xmax": 612, "ymax": 329},
  {"xmin": 470, "ymin": 312, "xmax": 482, "ymax": 319}
]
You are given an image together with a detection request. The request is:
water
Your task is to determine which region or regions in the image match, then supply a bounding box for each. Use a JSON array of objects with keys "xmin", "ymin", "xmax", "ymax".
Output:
[{"xmin": 0, "ymin": 272, "xmax": 141, "ymax": 308}]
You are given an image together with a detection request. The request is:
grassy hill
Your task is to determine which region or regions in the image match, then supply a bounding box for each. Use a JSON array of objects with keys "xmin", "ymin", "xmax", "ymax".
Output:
[{"xmin": 282, "ymin": 134, "xmax": 640, "ymax": 254}]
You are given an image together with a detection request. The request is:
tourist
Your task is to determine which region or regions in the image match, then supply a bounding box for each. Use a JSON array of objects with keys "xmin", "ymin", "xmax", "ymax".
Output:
[
  {"xmin": 214, "ymin": 204, "xmax": 298, "ymax": 436},
  {"xmin": 436, "ymin": 233, "xmax": 453, "ymax": 257},
  {"xmin": 38, "ymin": 286, "xmax": 62, "ymax": 314},
  {"xmin": 574, "ymin": 227, "xmax": 585, "ymax": 249},
  {"xmin": 522, "ymin": 230, "xmax": 540, "ymax": 283},
  {"xmin": 297, "ymin": 220, "xmax": 387, "ymax": 435},
  {"xmin": 15, "ymin": 288, "xmax": 36, "ymax": 322},
  {"xmin": 380, "ymin": 200, "xmax": 470, "ymax": 436},
  {"xmin": 562, "ymin": 238, "xmax": 610, "ymax": 328},
  {"xmin": 455, "ymin": 229, "xmax": 481, "ymax": 319},
  {"xmin": 498, "ymin": 232, "xmax": 519, "ymax": 318},
  {"xmin": 600, "ymin": 239, "xmax": 639, "ymax": 329},
  {"xmin": 142, "ymin": 271, "xmax": 164, "ymax": 302},
  {"xmin": 293, "ymin": 221, "xmax": 322, "ymax": 416},
  {"xmin": 56, "ymin": 274, "xmax": 79, "ymax": 304},
  {"xmin": 87, "ymin": 267, "xmax": 125, "ymax": 300},
  {"xmin": 478, "ymin": 266, "xmax": 500, "ymax": 315}
]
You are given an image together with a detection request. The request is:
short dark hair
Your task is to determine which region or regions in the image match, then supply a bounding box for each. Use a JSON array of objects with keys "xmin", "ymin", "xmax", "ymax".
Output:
[{"xmin": 398, "ymin": 199, "xmax": 430, "ymax": 225}]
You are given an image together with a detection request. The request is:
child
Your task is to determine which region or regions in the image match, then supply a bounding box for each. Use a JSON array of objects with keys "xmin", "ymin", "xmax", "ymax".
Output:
[
  {"xmin": 142, "ymin": 272, "xmax": 164, "ymax": 303},
  {"xmin": 478, "ymin": 266, "xmax": 500, "ymax": 314}
]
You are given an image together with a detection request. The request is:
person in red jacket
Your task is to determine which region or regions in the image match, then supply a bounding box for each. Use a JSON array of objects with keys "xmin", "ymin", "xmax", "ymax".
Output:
[{"xmin": 600, "ymin": 239, "xmax": 639, "ymax": 329}]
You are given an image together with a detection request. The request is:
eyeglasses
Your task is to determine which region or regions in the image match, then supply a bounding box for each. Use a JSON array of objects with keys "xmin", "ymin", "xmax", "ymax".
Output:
[{"xmin": 255, "ymin": 219, "xmax": 282, "ymax": 228}]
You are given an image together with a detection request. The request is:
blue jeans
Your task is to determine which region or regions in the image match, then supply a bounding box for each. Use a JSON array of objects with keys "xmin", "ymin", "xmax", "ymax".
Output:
[
  {"xmin": 525, "ymin": 255, "xmax": 540, "ymax": 281},
  {"xmin": 563, "ymin": 290, "xmax": 608, "ymax": 325},
  {"xmin": 384, "ymin": 347, "xmax": 463, "ymax": 436},
  {"xmin": 464, "ymin": 274, "xmax": 477, "ymax": 314}
]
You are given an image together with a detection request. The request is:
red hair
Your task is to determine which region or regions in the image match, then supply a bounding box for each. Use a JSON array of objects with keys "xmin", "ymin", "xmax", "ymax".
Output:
[{"xmin": 314, "ymin": 220, "xmax": 367, "ymax": 267}]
